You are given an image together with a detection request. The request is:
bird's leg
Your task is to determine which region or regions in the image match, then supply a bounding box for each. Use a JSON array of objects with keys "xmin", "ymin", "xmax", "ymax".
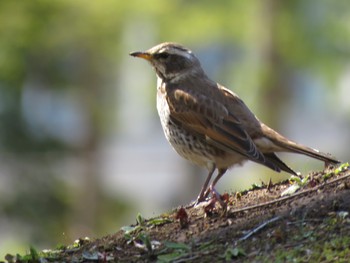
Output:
[
  {"xmin": 203, "ymin": 168, "xmax": 227, "ymax": 199},
  {"xmin": 208, "ymin": 185, "xmax": 227, "ymax": 210},
  {"xmin": 195, "ymin": 165, "xmax": 216, "ymax": 204}
]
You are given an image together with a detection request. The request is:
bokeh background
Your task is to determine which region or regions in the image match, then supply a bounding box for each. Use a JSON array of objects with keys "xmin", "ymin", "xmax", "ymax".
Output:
[{"xmin": 0, "ymin": 0, "xmax": 349, "ymax": 257}]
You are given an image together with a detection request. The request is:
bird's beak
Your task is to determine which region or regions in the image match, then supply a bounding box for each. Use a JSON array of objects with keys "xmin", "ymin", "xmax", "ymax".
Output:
[{"xmin": 129, "ymin": 51, "xmax": 152, "ymax": 61}]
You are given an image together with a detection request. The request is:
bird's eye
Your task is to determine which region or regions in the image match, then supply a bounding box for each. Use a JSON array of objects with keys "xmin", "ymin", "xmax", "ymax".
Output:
[{"xmin": 156, "ymin": 53, "xmax": 170, "ymax": 60}]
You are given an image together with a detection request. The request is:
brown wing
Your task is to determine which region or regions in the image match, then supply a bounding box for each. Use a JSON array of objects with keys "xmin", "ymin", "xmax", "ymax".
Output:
[{"xmin": 166, "ymin": 87, "xmax": 281, "ymax": 172}]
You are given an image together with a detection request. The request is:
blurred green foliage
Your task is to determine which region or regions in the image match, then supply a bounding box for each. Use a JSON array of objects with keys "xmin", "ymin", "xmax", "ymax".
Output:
[{"xmin": 0, "ymin": 0, "xmax": 349, "ymax": 257}]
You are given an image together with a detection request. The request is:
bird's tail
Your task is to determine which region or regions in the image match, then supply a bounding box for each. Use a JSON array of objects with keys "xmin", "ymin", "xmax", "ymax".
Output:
[
  {"xmin": 264, "ymin": 152, "xmax": 298, "ymax": 175},
  {"xmin": 278, "ymin": 141, "xmax": 340, "ymax": 165},
  {"xmin": 261, "ymin": 124, "xmax": 340, "ymax": 165}
]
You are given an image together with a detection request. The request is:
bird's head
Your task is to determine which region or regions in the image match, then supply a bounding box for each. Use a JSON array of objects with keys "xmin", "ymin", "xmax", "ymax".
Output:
[{"xmin": 130, "ymin": 42, "xmax": 203, "ymax": 82}]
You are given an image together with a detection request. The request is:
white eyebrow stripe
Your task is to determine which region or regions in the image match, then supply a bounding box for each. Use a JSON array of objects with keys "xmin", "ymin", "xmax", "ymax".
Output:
[{"xmin": 159, "ymin": 48, "xmax": 193, "ymax": 60}]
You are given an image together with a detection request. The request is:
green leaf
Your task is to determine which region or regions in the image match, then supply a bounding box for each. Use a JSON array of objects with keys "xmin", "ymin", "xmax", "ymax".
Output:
[
  {"xmin": 138, "ymin": 233, "xmax": 153, "ymax": 253},
  {"xmin": 136, "ymin": 212, "xmax": 145, "ymax": 226},
  {"xmin": 147, "ymin": 217, "xmax": 172, "ymax": 226},
  {"xmin": 222, "ymin": 247, "xmax": 246, "ymax": 260},
  {"xmin": 281, "ymin": 184, "xmax": 300, "ymax": 196},
  {"xmin": 250, "ymin": 183, "xmax": 262, "ymax": 190},
  {"xmin": 121, "ymin": 225, "xmax": 138, "ymax": 234},
  {"xmin": 334, "ymin": 162, "xmax": 349, "ymax": 175},
  {"xmin": 157, "ymin": 252, "xmax": 184, "ymax": 262},
  {"xmin": 164, "ymin": 241, "xmax": 191, "ymax": 251},
  {"xmin": 289, "ymin": 175, "xmax": 302, "ymax": 184},
  {"xmin": 29, "ymin": 246, "xmax": 40, "ymax": 260},
  {"xmin": 300, "ymin": 175, "xmax": 310, "ymax": 186},
  {"xmin": 197, "ymin": 240, "xmax": 214, "ymax": 250},
  {"xmin": 323, "ymin": 172, "xmax": 334, "ymax": 180}
]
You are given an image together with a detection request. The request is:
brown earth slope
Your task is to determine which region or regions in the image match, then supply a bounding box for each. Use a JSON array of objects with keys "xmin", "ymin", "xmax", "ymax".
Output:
[{"xmin": 5, "ymin": 163, "xmax": 350, "ymax": 262}]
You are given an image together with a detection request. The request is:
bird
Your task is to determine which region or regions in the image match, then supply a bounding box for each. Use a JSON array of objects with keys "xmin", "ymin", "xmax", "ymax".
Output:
[{"xmin": 130, "ymin": 42, "xmax": 340, "ymax": 204}]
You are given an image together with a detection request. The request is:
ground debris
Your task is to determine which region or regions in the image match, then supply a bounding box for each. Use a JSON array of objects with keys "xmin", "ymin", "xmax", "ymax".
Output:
[{"xmin": 7, "ymin": 164, "xmax": 350, "ymax": 262}]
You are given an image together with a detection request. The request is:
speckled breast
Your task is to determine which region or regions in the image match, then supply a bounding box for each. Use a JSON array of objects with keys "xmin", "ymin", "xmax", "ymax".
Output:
[{"xmin": 156, "ymin": 86, "xmax": 220, "ymax": 170}]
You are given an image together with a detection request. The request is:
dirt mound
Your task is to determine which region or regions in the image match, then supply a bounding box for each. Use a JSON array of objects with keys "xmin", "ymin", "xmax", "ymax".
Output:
[{"xmin": 6, "ymin": 163, "xmax": 350, "ymax": 262}]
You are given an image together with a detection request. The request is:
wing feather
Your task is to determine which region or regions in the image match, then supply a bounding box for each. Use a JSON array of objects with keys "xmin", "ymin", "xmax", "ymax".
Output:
[{"xmin": 166, "ymin": 88, "xmax": 280, "ymax": 171}]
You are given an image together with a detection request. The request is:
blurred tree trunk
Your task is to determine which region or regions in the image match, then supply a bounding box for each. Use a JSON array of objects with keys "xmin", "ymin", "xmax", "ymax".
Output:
[
  {"xmin": 69, "ymin": 57, "xmax": 101, "ymax": 238},
  {"xmin": 259, "ymin": 0, "xmax": 292, "ymax": 128}
]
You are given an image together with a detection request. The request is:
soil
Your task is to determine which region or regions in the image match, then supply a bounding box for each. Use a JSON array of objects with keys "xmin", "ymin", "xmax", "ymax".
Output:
[{"xmin": 4, "ymin": 163, "xmax": 350, "ymax": 262}]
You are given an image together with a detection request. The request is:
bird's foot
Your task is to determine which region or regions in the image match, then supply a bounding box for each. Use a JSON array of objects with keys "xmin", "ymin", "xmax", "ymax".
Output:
[
  {"xmin": 205, "ymin": 186, "xmax": 227, "ymax": 211},
  {"xmin": 191, "ymin": 186, "xmax": 227, "ymax": 214}
]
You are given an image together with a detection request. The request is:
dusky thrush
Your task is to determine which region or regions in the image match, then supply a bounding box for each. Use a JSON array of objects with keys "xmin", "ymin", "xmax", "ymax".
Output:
[{"xmin": 130, "ymin": 42, "xmax": 340, "ymax": 203}]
